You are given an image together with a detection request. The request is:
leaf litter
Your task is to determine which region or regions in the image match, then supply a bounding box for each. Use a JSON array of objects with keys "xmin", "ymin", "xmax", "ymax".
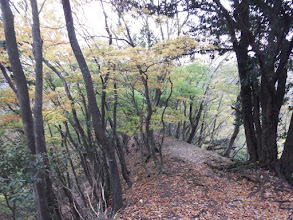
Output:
[{"xmin": 117, "ymin": 137, "xmax": 293, "ymax": 220}]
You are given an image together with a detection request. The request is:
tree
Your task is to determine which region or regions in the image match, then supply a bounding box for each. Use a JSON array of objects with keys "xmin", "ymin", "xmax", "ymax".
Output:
[
  {"xmin": 61, "ymin": 0, "xmax": 123, "ymax": 213},
  {"xmin": 185, "ymin": 0, "xmax": 293, "ymax": 164},
  {"xmin": 224, "ymin": 95, "xmax": 242, "ymax": 157},
  {"xmin": 280, "ymin": 113, "xmax": 293, "ymax": 185},
  {"xmin": 0, "ymin": 0, "xmax": 59, "ymax": 219}
]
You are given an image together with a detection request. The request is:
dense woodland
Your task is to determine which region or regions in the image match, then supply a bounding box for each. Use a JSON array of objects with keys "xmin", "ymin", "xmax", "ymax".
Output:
[{"xmin": 0, "ymin": 0, "xmax": 292, "ymax": 219}]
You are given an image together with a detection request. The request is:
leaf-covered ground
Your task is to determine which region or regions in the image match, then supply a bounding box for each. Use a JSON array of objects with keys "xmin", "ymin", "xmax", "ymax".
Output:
[{"xmin": 117, "ymin": 137, "xmax": 293, "ymax": 220}]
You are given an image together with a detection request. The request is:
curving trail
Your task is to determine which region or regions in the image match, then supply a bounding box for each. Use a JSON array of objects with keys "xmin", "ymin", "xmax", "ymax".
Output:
[{"xmin": 118, "ymin": 137, "xmax": 293, "ymax": 220}]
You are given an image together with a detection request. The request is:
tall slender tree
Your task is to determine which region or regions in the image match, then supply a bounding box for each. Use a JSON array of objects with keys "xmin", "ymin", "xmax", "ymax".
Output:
[
  {"xmin": 30, "ymin": 0, "xmax": 60, "ymax": 218},
  {"xmin": 61, "ymin": 0, "xmax": 123, "ymax": 213},
  {"xmin": 0, "ymin": 0, "xmax": 59, "ymax": 219}
]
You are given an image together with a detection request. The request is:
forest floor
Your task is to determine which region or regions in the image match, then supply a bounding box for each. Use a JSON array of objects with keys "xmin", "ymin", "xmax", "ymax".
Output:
[{"xmin": 117, "ymin": 137, "xmax": 293, "ymax": 220}]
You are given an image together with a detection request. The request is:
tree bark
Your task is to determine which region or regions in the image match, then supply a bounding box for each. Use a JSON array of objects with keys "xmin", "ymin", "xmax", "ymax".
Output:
[
  {"xmin": 187, "ymin": 100, "xmax": 204, "ymax": 144},
  {"xmin": 280, "ymin": 113, "xmax": 293, "ymax": 186},
  {"xmin": 224, "ymin": 97, "xmax": 241, "ymax": 157},
  {"xmin": 112, "ymin": 82, "xmax": 132, "ymax": 187},
  {"xmin": 139, "ymin": 68, "xmax": 160, "ymax": 171},
  {"xmin": 212, "ymin": 0, "xmax": 258, "ymax": 161},
  {"xmin": 0, "ymin": 1, "xmax": 54, "ymax": 219},
  {"xmin": 0, "ymin": 0, "xmax": 36, "ymax": 155},
  {"xmin": 233, "ymin": 1, "xmax": 293, "ymax": 164},
  {"xmin": 30, "ymin": 0, "xmax": 60, "ymax": 218},
  {"xmin": 224, "ymin": 123, "xmax": 240, "ymax": 157},
  {"xmin": 62, "ymin": 0, "xmax": 123, "ymax": 212},
  {"xmin": 236, "ymin": 48, "xmax": 258, "ymax": 162},
  {"xmin": 260, "ymin": 78, "xmax": 278, "ymax": 163}
]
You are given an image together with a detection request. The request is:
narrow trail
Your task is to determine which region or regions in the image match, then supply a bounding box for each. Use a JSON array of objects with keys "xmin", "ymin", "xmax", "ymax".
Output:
[
  {"xmin": 118, "ymin": 137, "xmax": 293, "ymax": 220},
  {"xmin": 163, "ymin": 136, "xmax": 231, "ymax": 165}
]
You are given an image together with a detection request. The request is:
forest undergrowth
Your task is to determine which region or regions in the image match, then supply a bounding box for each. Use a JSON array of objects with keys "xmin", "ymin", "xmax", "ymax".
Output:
[{"xmin": 117, "ymin": 137, "xmax": 293, "ymax": 220}]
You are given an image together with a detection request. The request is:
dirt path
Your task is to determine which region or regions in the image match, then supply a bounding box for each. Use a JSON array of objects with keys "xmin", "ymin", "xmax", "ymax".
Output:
[
  {"xmin": 118, "ymin": 137, "xmax": 293, "ymax": 220},
  {"xmin": 163, "ymin": 136, "xmax": 231, "ymax": 165}
]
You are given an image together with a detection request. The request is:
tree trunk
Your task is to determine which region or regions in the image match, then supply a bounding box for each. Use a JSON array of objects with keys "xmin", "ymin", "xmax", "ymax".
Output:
[
  {"xmin": 187, "ymin": 100, "xmax": 204, "ymax": 144},
  {"xmin": 62, "ymin": 0, "xmax": 123, "ymax": 212},
  {"xmin": 0, "ymin": 0, "xmax": 36, "ymax": 155},
  {"xmin": 224, "ymin": 98, "xmax": 241, "ymax": 157},
  {"xmin": 235, "ymin": 36, "xmax": 258, "ymax": 162},
  {"xmin": 175, "ymin": 122, "xmax": 181, "ymax": 139},
  {"xmin": 280, "ymin": 113, "xmax": 293, "ymax": 186},
  {"xmin": 0, "ymin": 1, "xmax": 53, "ymax": 219},
  {"xmin": 213, "ymin": 0, "xmax": 293, "ymax": 165},
  {"xmin": 30, "ymin": 1, "xmax": 60, "ymax": 218},
  {"xmin": 224, "ymin": 123, "xmax": 240, "ymax": 157},
  {"xmin": 234, "ymin": 1, "xmax": 292, "ymax": 164},
  {"xmin": 198, "ymin": 110, "xmax": 207, "ymax": 148},
  {"xmin": 139, "ymin": 68, "xmax": 160, "ymax": 171},
  {"xmin": 260, "ymin": 80, "xmax": 278, "ymax": 163},
  {"xmin": 209, "ymin": 94, "xmax": 223, "ymax": 144},
  {"xmin": 251, "ymin": 76, "xmax": 262, "ymax": 160},
  {"xmin": 111, "ymin": 82, "xmax": 132, "ymax": 187},
  {"xmin": 213, "ymin": 0, "xmax": 259, "ymax": 162}
]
